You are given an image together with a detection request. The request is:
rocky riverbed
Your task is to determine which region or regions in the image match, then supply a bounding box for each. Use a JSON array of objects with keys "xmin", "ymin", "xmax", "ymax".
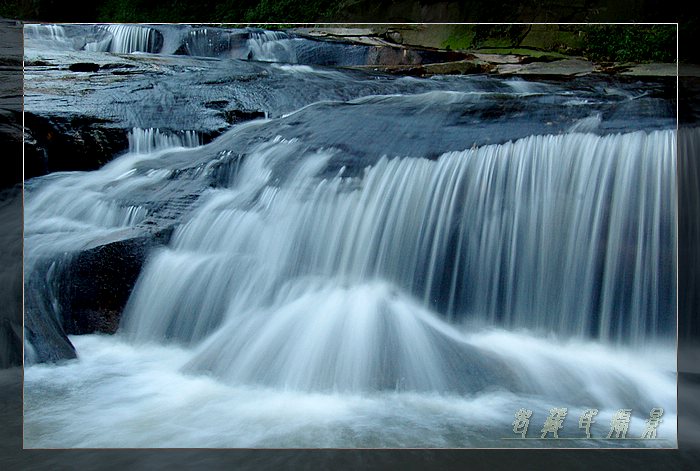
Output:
[{"xmin": 24, "ymin": 24, "xmax": 678, "ymax": 178}]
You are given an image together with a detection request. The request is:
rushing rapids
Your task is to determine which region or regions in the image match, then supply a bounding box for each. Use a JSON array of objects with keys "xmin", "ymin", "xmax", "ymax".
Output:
[{"xmin": 23, "ymin": 24, "xmax": 678, "ymax": 448}]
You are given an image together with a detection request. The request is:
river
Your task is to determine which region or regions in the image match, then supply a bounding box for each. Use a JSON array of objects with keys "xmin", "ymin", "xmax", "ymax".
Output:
[{"xmin": 22, "ymin": 24, "xmax": 678, "ymax": 448}]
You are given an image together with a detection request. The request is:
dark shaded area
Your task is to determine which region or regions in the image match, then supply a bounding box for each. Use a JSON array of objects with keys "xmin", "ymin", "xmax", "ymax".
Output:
[
  {"xmin": 223, "ymin": 108, "xmax": 266, "ymax": 125},
  {"xmin": 23, "ymin": 267, "xmax": 78, "ymax": 363},
  {"xmin": 0, "ymin": 19, "xmax": 22, "ymax": 368},
  {"xmin": 0, "ymin": 0, "xmax": 684, "ymax": 23},
  {"xmin": 68, "ymin": 62, "xmax": 100, "ymax": 72},
  {"xmin": 678, "ymin": 76, "xmax": 700, "ymax": 344},
  {"xmin": 57, "ymin": 228, "xmax": 173, "ymax": 335},
  {"xmin": 581, "ymin": 24, "xmax": 676, "ymax": 63},
  {"xmin": 22, "ymin": 225, "xmax": 176, "ymax": 361},
  {"xmin": 59, "ymin": 230, "xmax": 172, "ymax": 335},
  {"xmin": 24, "ymin": 112, "xmax": 130, "ymax": 178},
  {"xmin": 676, "ymin": 69, "xmax": 700, "ymax": 464},
  {"xmin": 0, "ymin": 189, "xmax": 22, "ymax": 368}
]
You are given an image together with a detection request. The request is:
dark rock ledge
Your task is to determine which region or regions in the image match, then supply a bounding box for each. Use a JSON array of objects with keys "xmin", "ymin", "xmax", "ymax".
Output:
[{"xmin": 24, "ymin": 227, "xmax": 173, "ymax": 363}]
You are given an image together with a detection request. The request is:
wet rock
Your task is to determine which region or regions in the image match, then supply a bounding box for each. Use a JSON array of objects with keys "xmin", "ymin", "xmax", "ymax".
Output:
[
  {"xmin": 223, "ymin": 109, "xmax": 266, "ymax": 125},
  {"xmin": 58, "ymin": 227, "xmax": 174, "ymax": 336},
  {"xmin": 472, "ymin": 53, "xmax": 525, "ymax": 64},
  {"xmin": 68, "ymin": 62, "xmax": 99, "ymax": 73},
  {"xmin": 621, "ymin": 63, "xmax": 678, "ymax": 77},
  {"xmin": 352, "ymin": 58, "xmax": 493, "ymax": 76},
  {"xmin": 423, "ymin": 59, "xmax": 494, "ymax": 75},
  {"xmin": 23, "ymin": 113, "xmax": 129, "ymax": 178},
  {"xmin": 496, "ymin": 59, "xmax": 594, "ymax": 76},
  {"xmin": 24, "ymin": 224, "xmax": 175, "ymax": 363},
  {"xmin": 24, "ymin": 257, "xmax": 78, "ymax": 363},
  {"xmin": 205, "ymin": 100, "xmax": 229, "ymax": 110}
]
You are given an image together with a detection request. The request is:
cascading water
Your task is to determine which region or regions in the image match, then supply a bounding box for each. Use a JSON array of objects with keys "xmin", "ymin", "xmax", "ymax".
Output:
[
  {"xmin": 81, "ymin": 25, "xmax": 161, "ymax": 54},
  {"xmin": 247, "ymin": 30, "xmax": 297, "ymax": 63},
  {"xmin": 127, "ymin": 127, "xmax": 202, "ymax": 154},
  {"xmin": 24, "ymin": 135, "xmax": 679, "ymax": 447},
  {"xmin": 104, "ymin": 24, "xmax": 160, "ymax": 53},
  {"xmin": 23, "ymin": 24, "xmax": 70, "ymax": 49},
  {"xmin": 23, "ymin": 126, "xmax": 206, "ymax": 364},
  {"xmin": 23, "ymin": 25, "xmax": 678, "ymax": 448},
  {"xmin": 23, "ymin": 24, "xmax": 371, "ymax": 64},
  {"xmin": 122, "ymin": 131, "xmax": 675, "ymax": 352},
  {"xmin": 25, "ymin": 126, "xmax": 202, "ymax": 260}
]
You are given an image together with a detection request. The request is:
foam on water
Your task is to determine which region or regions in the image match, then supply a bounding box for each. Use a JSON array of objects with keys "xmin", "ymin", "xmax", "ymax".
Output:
[
  {"xmin": 23, "ymin": 332, "xmax": 676, "ymax": 448},
  {"xmin": 24, "ymin": 127, "xmax": 201, "ymax": 266}
]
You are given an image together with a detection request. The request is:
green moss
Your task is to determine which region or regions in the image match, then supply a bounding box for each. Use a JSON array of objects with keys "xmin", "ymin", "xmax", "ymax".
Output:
[
  {"xmin": 440, "ymin": 25, "xmax": 475, "ymax": 51},
  {"xmin": 520, "ymin": 27, "xmax": 584, "ymax": 54},
  {"xmin": 472, "ymin": 25, "xmax": 528, "ymax": 49},
  {"xmin": 582, "ymin": 25, "xmax": 676, "ymax": 63},
  {"xmin": 478, "ymin": 37, "xmax": 515, "ymax": 48}
]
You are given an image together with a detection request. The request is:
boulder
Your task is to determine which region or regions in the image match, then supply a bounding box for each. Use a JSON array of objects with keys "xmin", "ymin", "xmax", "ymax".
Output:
[
  {"xmin": 57, "ymin": 228, "xmax": 174, "ymax": 336},
  {"xmin": 24, "ymin": 226, "xmax": 173, "ymax": 363}
]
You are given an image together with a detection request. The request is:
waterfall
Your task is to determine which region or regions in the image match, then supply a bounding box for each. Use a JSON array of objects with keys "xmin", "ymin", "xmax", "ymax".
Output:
[
  {"xmin": 23, "ymin": 127, "xmax": 204, "ymax": 265},
  {"xmin": 174, "ymin": 28, "xmax": 297, "ymax": 61},
  {"xmin": 23, "ymin": 24, "xmax": 67, "ymax": 41},
  {"xmin": 107, "ymin": 25, "xmax": 159, "ymax": 53},
  {"xmin": 23, "ymin": 24, "xmax": 74, "ymax": 50},
  {"xmin": 121, "ymin": 129, "xmax": 676, "ymax": 386},
  {"xmin": 247, "ymin": 30, "xmax": 297, "ymax": 63},
  {"xmin": 127, "ymin": 127, "xmax": 202, "ymax": 154},
  {"xmin": 82, "ymin": 25, "xmax": 161, "ymax": 54},
  {"xmin": 178, "ymin": 27, "xmax": 246, "ymax": 58},
  {"xmin": 22, "ymin": 24, "xmax": 679, "ymax": 447}
]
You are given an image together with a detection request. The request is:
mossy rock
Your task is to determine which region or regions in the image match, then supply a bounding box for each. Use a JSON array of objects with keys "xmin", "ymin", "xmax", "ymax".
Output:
[
  {"xmin": 478, "ymin": 37, "xmax": 516, "ymax": 48},
  {"xmin": 519, "ymin": 26, "xmax": 584, "ymax": 54},
  {"xmin": 471, "ymin": 25, "xmax": 529, "ymax": 49},
  {"xmin": 383, "ymin": 25, "xmax": 474, "ymax": 51},
  {"xmin": 439, "ymin": 25, "xmax": 476, "ymax": 51}
]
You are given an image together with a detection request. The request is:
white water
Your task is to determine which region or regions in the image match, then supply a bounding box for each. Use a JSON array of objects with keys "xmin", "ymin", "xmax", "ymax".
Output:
[
  {"xmin": 104, "ymin": 25, "xmax": 159, "ymax": 54},
  {"xmin": 25, "ymin": 24, "xmax": 161, "ymax": 54},
  {"xmin": 127, "ymin": 127, "xmax": 201, "ymax": 154},
  {"xmin": 23, "ymin": 331, "xmax": 675, "ymax": 448},
  {"xmin": 24, "ymin": 127, "xmax": 200, "ymax": 266},
  {"xmin": 83, "ymin": 25, "xmax": 159, "ymax": 54},
  {"xmin": 247, "ymin": 30, "xmax": 297, "ymax": 63},
  {"xmin": 24, "ymin": 116, "xmax": 677, "ymax": 447},
  {"xmin": 23, "ymin": 24, "xmax": 75, "ymax": 50}
]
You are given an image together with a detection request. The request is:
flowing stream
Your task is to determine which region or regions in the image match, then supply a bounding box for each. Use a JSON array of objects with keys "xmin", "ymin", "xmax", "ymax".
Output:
[{"xmin": 23, "ymin": 24, "xmax": 678, "ymax": 448}]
